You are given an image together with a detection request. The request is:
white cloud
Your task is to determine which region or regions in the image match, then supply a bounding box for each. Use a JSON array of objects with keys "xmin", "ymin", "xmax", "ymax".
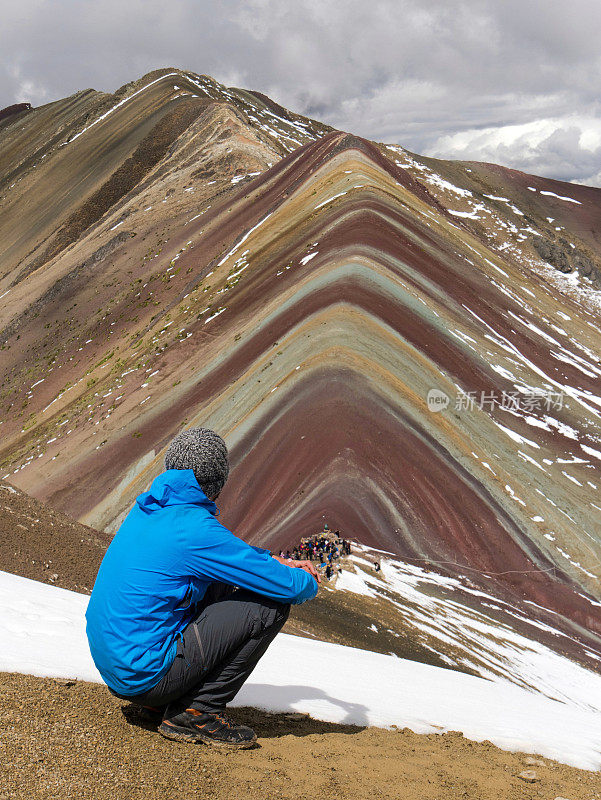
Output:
[
  {"xmin": 8, "ymin": 65, "xmax": 49, "ymax": 105},
  {"xmin": 427, "ymin": 116, "xmax": 601, "ymax": 185}
]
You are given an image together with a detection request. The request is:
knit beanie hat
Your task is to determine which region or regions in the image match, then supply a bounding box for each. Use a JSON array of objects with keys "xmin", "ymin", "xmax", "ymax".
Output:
[{"xmin": 164, "ymin": 427, "xmax": 229, "ymax": 500}]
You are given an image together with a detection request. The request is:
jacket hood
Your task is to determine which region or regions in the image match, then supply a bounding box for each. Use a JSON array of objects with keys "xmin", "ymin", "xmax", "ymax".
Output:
[{"xmin": 136, "ymin": 469, "xmax": 219, "ymax": 515}]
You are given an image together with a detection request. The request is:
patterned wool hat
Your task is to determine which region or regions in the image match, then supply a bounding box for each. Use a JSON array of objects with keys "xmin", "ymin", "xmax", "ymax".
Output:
[{"xmin": 164, "ymin": 427, "xmax": 229, "ymax": 500}]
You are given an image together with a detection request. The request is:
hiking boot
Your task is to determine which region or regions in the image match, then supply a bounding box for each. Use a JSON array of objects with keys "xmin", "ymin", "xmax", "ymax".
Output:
[{"xmin": 159, "ymin": 707, "xmax": 257, "ymax": 749}]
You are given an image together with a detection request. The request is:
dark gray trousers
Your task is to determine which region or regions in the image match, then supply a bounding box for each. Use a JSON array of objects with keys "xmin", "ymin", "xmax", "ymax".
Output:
[{"xmin": 110, "ymin": 582, "xmax": 290, "ymax": 714}]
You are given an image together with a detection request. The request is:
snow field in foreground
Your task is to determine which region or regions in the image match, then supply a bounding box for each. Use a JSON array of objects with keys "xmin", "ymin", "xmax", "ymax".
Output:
[{"xmin": 1, "ymin": 570, "xmax": 601, "ymax": 770}]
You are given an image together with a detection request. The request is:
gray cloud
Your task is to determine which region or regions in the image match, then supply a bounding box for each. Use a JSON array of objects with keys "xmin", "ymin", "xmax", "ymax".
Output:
[{"xmin": 1, "ymin": 0, "xmax": 601, "ymax": 185}]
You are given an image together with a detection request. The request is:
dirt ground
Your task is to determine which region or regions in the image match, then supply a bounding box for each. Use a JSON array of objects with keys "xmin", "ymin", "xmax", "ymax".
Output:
[
  {"xmin": 0, "ymin": 481, "xmax": 109, "ymax": 594},
  {"xmin": 2, "ymin": 672, "xmax": 600, "ymax": 800}
]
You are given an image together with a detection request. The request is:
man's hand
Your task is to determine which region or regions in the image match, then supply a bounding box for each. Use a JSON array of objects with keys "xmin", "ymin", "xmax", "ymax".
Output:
[{"xmin": 272, "ymin": 555, "xmax": 321, "ymax": 584}]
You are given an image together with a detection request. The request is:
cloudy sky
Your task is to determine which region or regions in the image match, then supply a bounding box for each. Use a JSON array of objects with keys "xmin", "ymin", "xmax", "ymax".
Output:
[{"xmin": 2, "ymin": 0, "xmax": 601, "ymax": 185}]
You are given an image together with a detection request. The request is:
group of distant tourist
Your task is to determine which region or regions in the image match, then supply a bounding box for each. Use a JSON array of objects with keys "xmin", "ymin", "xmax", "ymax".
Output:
[{"xmin": 279, "ymin": 524, "xmax": 352, "ymax": 580}]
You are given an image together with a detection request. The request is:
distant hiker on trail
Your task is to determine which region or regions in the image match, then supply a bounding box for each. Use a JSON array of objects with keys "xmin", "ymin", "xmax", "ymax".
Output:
[{"xmin": 85, "ymin": 427, "xmax": 320, "ymax": 750}]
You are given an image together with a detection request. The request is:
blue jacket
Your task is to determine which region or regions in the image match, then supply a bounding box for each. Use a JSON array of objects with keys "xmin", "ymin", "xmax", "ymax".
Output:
[{"xmin": 85, "ymin": 469, "xmax": 317, "ymax": 695}]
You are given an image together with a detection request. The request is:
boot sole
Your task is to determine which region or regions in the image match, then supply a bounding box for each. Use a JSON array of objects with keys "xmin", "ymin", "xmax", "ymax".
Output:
[{"xmin": 158, "ymin": 721, "xmax": 257, "ymax": 750}]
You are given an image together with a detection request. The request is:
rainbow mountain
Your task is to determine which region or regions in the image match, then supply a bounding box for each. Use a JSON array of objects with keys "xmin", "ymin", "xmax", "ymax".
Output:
[{"xmin": 1, "ymin": 67, "xmax": 601, "ymax": 660}]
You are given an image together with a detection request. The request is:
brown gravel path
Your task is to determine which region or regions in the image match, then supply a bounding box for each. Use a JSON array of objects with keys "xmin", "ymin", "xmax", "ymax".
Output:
[{"xmin": 2, "ymin": 672, "xmax": 600, "ymax": 800}]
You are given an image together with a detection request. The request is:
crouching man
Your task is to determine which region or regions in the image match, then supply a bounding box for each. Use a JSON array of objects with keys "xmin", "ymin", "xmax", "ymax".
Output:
[{"xmin": 85, "ymin": 427, "xmax": 319, "ymax": 750}]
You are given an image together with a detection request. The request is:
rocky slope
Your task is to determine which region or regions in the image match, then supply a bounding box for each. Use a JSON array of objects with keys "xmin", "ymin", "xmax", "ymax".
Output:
[{"xmin": 0, "ymin": 480, "xmax": 109, "ymax": 592}]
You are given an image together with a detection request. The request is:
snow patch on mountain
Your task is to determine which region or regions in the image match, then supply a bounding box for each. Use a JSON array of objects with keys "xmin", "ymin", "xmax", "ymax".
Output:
[{"xmin": 2, "ymin": 570, "xmax": 601, "ymax": 769}]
